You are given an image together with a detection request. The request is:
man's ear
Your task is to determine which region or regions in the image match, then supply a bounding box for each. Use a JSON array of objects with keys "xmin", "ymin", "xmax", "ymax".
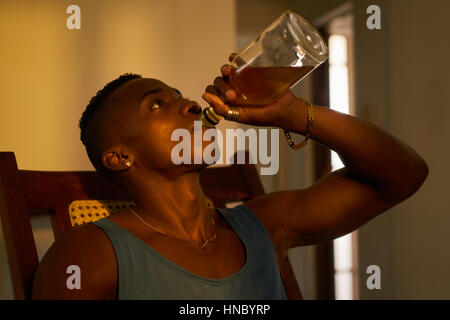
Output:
[{"xmin": 102, "ymin": 148, "xmax": 133, "ymax": 172}]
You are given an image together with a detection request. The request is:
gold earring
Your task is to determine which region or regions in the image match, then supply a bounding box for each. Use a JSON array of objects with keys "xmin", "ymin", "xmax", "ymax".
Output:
[{"xmin": 126, "ymin": 161, "xmax": 132, "ymax": 167}]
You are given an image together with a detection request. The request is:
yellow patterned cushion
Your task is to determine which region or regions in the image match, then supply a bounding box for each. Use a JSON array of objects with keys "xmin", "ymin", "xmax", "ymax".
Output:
[
  {"xmin": 69, "ymin": 200, "xmax": 136, "ymax": 226},
  {"xmin": 69, "ymin": 197, "xmax": 215, "ymax": 226},
  {"xmin": 205, "ymin": 197, "xmax": 215, "ymax": 209}
]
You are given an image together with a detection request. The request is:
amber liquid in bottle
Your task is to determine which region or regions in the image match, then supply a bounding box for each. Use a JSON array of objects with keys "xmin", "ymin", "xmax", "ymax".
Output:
[{"xmin": 228, "ymin": 66, "xmax": 314, "ymax": 105}]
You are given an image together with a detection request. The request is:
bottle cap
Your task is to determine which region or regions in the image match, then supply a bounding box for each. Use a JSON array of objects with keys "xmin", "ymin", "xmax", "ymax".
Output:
[{"xmin": 201, "ymin": 107, "xmax": 224, "ymax": 127}]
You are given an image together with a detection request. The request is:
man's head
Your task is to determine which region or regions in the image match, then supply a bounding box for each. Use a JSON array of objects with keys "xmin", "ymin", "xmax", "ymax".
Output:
[
  {"xmin": 79, "ymin": 73, "xmax": 141, "ymax": 179},
  {"xmin": 79, "ymin": 73, "xmax": 206, "ymax": 186}
]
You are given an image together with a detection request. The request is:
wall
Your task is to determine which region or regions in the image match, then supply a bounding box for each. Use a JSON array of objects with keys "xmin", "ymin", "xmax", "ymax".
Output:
[
  {"xmin": 350, "ymin": 0, "xmax": 450, "ymax": 299},
  {"xmin": 387, "ymin": 0, "xmax": 450, "ymax": 299},
  {"xmin": 351, "ymin": 0, "xmax": 396, "ymax": 299},
  {"xmin": 289, "ymin": 0, "xmax": 450, "ymax": 299},
  {"xmin": 0, "ymin": 0, "xmax": 236, "ymax": 299}
]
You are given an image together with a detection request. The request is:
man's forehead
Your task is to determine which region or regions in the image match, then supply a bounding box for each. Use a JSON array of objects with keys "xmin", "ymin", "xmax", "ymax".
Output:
[
  {"xmin": 119, "ymin": 78, "xmax": 168, "ymax": 96},
  {"xmin": 107, "ymin": 78, "xmax": 169, "ymax": 107}
]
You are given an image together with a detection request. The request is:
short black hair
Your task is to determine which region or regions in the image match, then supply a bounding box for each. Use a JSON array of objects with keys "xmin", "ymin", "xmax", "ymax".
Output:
[{"xmin": 79, "ymin": 73, "xmax": 142, "ymax": 178}]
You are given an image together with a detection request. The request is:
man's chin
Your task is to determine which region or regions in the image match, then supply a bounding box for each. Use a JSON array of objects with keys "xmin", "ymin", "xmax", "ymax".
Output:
[
  {"xmin": 196, "ymin": 163, "xmax": 211, "ymax": 172},
  {"xmin": 177, "ymin": 161, "xmax": 213, "ymax": 174},
  {"xmin": 193, "ymin": 159, "xmax": 217, "ymax": 171}
]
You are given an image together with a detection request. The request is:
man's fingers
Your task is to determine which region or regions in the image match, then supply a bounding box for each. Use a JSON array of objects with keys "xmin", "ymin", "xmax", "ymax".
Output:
[
  {"xmin": 213, "ymin": 77, "xmax": 228, "ymax": 92},
  {"xmin": 213, "ymin": 77, "xmax": 236, "ymax": 102},
  {"xmin": 202, "ymin": 92, "xmax": 229, "ymax": 118},
  {"xmin": 228, "ymin": 53, "xmax": 237, "ymax": 62},
  {"xmin": 228, "ymin": 53, "xmax": 246, "ymax": 66},
  {"xmin": 221, "ymin": 64, "xmax": 232, "ymax": 77},
  {"xmin": 205, "ymin": 85, "xmax": 219, "ymax": 96},
  {"xmin": 225, "ymin": 89, "xmax": 236, "ymax": 101}
]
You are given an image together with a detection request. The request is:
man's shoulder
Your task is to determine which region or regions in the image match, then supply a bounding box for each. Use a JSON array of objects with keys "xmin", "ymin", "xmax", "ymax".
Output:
[
  {"xmin": 32, "ymin": 222, "xmax": 117, "ymax": 299},
  {"xmin": 50, "ymin": 221, "xmax": 113, "ymax": 257}
]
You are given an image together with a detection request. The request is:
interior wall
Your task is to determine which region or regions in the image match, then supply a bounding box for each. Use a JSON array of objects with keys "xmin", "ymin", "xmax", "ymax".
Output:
[
  {"xmin": 0, "ymin": 0, "xmax": 236, "ymax": 299},
  {"xmin": 351, "ymin": 0, "xmax": 396, "ymax": 299},
  {"xmin": 386, "ymin": 0, "xmax": 450, "ymax": 299},
  {"xmin": 351, "ymin": 0, "xmax": 450, "ymax": 299},
  {"xmin": 290, "ymin": 0, "xmax": 450, "ymax": 299}
]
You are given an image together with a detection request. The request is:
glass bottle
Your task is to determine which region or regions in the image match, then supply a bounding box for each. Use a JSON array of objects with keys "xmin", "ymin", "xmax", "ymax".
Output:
[{"xmin": 201, "ymin": 10, "xmax": 328, "ymax": 126}]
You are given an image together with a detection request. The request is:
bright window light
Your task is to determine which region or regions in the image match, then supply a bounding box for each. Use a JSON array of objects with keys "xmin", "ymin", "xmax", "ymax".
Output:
[
  {"xmin": 329, "ymin": 34, "xmax": 349, "ymax": 171},
  {"xmin": 329, "ymin": 34, "xmax": 355, "ymax": 300}
]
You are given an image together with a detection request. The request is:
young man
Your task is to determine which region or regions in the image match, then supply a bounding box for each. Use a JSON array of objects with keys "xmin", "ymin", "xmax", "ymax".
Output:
[{"xmin": 32, "ymin": 63, "xmax": 428, "ymax": 299}]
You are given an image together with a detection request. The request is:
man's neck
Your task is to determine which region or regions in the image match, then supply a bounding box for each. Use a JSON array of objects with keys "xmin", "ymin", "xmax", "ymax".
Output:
[{"xmin": 123, "ymin": 169, "xmax": 215, "ymax": 245}]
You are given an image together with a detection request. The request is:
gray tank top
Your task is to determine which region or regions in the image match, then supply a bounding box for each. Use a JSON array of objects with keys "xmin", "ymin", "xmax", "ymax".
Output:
[{"xmin": 92, "ymin": 204, "xmax": 287, "ymax": 300}]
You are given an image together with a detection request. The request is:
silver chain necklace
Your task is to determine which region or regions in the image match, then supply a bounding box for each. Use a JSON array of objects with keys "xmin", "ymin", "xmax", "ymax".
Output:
[{"xmin": 129, "ymin": 208, "xmax": 216, "ymax": 249}]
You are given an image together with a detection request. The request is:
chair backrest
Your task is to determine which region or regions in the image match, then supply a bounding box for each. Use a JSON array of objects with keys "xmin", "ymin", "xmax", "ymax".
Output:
[{"xmin": 0, "ymin": 151, "xmax": 302, "ymax": 300}]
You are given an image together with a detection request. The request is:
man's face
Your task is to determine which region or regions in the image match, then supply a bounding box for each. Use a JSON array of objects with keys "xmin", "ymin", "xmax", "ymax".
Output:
[{"xmin": 107, "ymin": 77, "xmax": 213, "ymax": 173}]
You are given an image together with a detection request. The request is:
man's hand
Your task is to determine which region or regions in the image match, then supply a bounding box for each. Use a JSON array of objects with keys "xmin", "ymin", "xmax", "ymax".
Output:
[{"xmin": 203, "ymin": 54, "xmax": 310, "ymax": 133}]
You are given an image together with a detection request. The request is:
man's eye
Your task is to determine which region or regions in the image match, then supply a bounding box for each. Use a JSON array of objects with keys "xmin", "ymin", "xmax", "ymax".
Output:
[{"xmin": 150, "ymin": 101, "xmax": 162, "ymax": 110}]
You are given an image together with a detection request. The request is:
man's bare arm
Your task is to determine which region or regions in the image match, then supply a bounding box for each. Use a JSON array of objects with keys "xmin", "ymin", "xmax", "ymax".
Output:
[
  {"xmin": 204, "ymin": 64, "xmax": 428, "ymax": 260},
  {"xmin": 245, "ymin": 100, "xmax": 428, "ymax": 255}
]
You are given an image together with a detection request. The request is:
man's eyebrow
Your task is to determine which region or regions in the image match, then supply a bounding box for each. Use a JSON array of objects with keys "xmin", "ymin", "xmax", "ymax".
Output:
[
  {"xmin": 138, "ymin": 87, "xmax": 164, "ymax": 106},
  {"xmin": 138, "ymin": 87, "xmax": 182, "ymax": 107}
]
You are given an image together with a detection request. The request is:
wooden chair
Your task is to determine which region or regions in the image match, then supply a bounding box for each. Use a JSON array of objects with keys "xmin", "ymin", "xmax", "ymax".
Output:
[{"xmin": 0, "ymin": 151, "xmax": 303, "ymax": 300}]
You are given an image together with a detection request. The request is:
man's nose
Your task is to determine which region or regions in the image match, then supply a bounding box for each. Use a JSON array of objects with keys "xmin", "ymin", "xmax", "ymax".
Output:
[{"xmin": 180, "ymin": 100, "xmax": 202, "ymax": 117}]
